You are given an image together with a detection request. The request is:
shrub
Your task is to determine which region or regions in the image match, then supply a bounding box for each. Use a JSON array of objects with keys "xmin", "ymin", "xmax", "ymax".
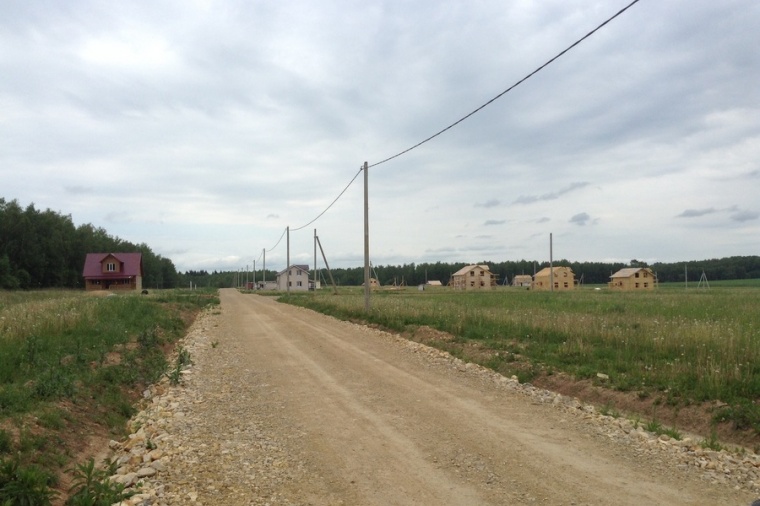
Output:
[
  {"xmin": 0, "ymin": 458, "xmax": 57, "ymax": 506},
  {"xmin": 66, "ymin": 458, "xmax": 136, "ymax": 506}
]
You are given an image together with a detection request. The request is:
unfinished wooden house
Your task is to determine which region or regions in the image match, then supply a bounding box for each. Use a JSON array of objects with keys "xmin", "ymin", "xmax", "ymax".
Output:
[
  {"xmin": 608, "ymin": 267, "xmax": 657, "ymax": 290},
  {"xmin": 532, "ymin": 266, "xmax": 576, "ymax": 291},
  {"xmin": 512, "ymin": 275, "xmax": 533, "ymax": 287},
  {"xmin": 450, "ymin": 264, "xmax": 496, "ymax": 290}
]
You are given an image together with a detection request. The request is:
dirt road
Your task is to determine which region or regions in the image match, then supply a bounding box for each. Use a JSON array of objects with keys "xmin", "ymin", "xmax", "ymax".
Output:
[{"xmin": 144, "ymin": 289, "xmax": 756, "ymax": 505}]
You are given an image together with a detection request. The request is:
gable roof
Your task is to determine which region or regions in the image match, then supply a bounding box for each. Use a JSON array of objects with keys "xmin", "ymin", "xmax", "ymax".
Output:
[
  {"xmin": 277, "ymin": 264, "xmax": 310, "ymax": 276},
  {"xmin": 452, "ymin": 264, "xmax": 491, "ymax": 277},
  {"xmin": 534, "ymin": 266, "xmax": 574, "ymax": 277},
  {"xmin": 610, "ymin": 267, "xmax": 653, "ymax": 279},
  {"xmin": 82, "ymin": 253, "xmax": 144, "ymax": 278}
]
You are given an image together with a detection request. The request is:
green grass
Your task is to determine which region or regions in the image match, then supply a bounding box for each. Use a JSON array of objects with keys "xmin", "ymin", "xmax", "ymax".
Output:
[
  {"xmin": 0, "ymin": 288, "xmax": 218, "ymax": 502},
  {"xmin": 284, "ymin": 284, "xmax": 760, "ymax": 435}
]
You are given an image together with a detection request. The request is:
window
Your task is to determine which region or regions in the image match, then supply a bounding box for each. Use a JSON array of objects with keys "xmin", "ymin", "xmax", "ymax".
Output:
[
  {"xmin": 106, "ymin": 263, "xmax": 116, "ymax": 272},
  {"xmin": 470, "ymin": 271, "xmax": 475, "ymax": 277},
  {"xmin": 564, "ymin": 282, "xmax": 569, "ymax": 288},
  {"xmin": 297, "ymin": 281, "xmax": 302, "ymax": 287},
  {"xmin": 635, "ymin": 272, "xmax": 639, "ymax": 278},
  {"xmin": 480, "ymin": 271, "xmax": 484, "ymax": 276},
  {"xmin": 470, "ymin": 281, "xmax": 475, "ymax": 287},
  {"xmin": 644, "ymin": 283, "xmax": 648, "ymax": 288},
  {"xmin": 635, "ymin": 283, "xmax": 639, "ymax": 288},
  {"xmin": 554, "ymin": 282, "xmax": 559, "ymax": 289}
]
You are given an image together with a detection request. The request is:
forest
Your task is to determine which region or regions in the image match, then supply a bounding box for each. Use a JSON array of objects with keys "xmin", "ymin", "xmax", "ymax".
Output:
[
  {"xmin": 2, "ymin": 197, "xmax": 758, "ymax": 290},
  {"xmin": 0, "ymin": 198, "xmax": 178, "ymax": 289}
]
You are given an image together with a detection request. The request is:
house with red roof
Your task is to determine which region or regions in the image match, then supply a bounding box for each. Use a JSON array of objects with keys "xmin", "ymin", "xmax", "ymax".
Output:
[{"xmin": 82, "ymin": 253, "xmax": 143, "ymax": 291}]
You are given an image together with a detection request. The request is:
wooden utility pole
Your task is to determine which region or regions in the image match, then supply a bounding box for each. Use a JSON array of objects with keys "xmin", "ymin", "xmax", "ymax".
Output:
[
  {"xmin": 316, "ymin": 234, "xmax": 339, "ymax": 295},
  {"xmin": 263, "ymin": 248, "xmax": 266, "ymax": 286},
  {"xmin": 286, "ymin": 226, "xmax": 290, "ymax": 295},
  {"xmin": 363, "ymin": 161, "xmax": 370, "ymax": 311},
  {"xmin": 314, "ymin": 229, "xmax": 318, "ymax": 291},
  {"xmin": 549, "ymin": 233, "xmax": 554, "ymax": 292}
]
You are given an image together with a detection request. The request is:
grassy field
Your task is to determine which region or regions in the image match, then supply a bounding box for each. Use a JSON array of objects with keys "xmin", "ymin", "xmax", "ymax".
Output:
[
  {"xmin": 283, "ymin": 283, "xmax": 760, "ymax": 439},
  {"xmin": 0, "ymin": 288, "xmax": 218, "ymax": 504}
]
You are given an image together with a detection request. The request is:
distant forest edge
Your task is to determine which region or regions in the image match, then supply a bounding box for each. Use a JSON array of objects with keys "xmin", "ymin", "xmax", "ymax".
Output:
[
  {"xmin": 2, "ymin": 198, "xmax": 759, "ymax": 290},
  {"xmin": 0, "ymin": 198, "xmax": 178, "ymax": 289}
]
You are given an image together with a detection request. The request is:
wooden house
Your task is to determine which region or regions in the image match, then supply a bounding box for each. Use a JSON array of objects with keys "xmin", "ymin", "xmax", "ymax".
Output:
[
  {"xmin": 82, "ymin": 253, "xmax": 143, "ymax": 291},
  {"xmin": 608, "ymin": 267, "xmax": 656, "ymax": 290},
  {"xmin": 532, "ymin": 266, "xmax": 575, "ymax": 291},
  {"xmin": 450, "ymin": 264, "xmax": 496, "ymax": 290},
  {"xmin": 512, "ymin": 275, "xmax": 533, "ymax": 288},
  {"xmin": 276, "ymin": 264, "xmax": 310, "ymax": 291}
]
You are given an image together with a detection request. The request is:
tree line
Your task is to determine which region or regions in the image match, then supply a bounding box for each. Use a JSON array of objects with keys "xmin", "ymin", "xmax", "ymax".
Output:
[
  {"xmin": 0, "ymin": 198, "xmax": 179, "ymax": 289},
  {"xmin": 3, "ymin": 197, "xmax": 758, "ymax": 291}
]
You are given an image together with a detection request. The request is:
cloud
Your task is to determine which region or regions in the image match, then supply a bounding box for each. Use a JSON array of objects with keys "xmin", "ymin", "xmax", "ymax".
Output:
[
  {"xmin": 512, "ymin": 182, "xmax": 589, "ymax": 206},
  {"xmin": 475, "ymin": 199, "xmax": 501, "ymax": 208},
  {"xmin": 64, "ymin": 185, "xmax": 94, "ymax": 195},
  {"xmin": 484, "ymin": 219, "xmax": 506, "ymax": 226},
  {"xmin": 730, "ymin": 210, "xmax": 759, "ymax": 222},
  {"xmin": 536, "ymin": 217, "xmax": 550, "ymax": 224},
  {"xmin": 676, "ymin": 208, "xmax": 718, "ymax": 218},
  {"xmin": 569, "ymin": 212, "xmax": 592, "ymax": 226}
]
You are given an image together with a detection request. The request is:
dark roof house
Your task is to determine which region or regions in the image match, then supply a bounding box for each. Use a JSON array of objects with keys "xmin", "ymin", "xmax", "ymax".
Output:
[{"xmin": 82, "ymin": 253, "xmax": 144, "ymax": 291}]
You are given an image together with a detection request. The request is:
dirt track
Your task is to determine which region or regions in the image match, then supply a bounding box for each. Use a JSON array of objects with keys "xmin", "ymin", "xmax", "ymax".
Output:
[{"xmin": 140, "ymin": 289, "xmax": 757, "ymax": 505}]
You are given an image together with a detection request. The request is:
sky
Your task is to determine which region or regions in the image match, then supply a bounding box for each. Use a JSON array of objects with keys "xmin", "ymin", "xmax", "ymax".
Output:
[{"xmin": 1, "ymin": 0, "xmax": 758, "ymax": 273}]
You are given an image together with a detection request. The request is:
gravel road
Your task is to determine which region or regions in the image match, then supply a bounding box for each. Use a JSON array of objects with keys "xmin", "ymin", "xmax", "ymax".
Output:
[{"xmin": 111, "ymin": 289, "xmax": 759, "ymax": 505}]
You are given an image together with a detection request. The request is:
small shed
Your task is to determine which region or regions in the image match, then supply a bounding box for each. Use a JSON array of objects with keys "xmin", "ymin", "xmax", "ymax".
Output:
[
  {"xmin": 608, "ymin": 267, "xmax": 656, "ymax": 290},
  {"xmin": 532, "ymin": 266, "xmax": 575, "ymax": 291},
  {"xmin": 450, "ymin": 265, "xmax": 496, "ymax": 291}
]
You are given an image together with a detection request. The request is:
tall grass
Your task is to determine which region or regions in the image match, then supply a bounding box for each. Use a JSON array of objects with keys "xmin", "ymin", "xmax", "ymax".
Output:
[
  {"xmin": 285, "ymin": 285, "xmax": 760, "ymax": 431},
  {"xmin": 0, "ymin": 288, "xmax": 218, "ymax": 502}
]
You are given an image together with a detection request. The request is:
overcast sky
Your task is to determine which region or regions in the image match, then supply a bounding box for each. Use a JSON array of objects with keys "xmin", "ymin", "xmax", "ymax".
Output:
[{"xmin": 2, "ymin": 0, "xmax": 758, "ymax": 273}]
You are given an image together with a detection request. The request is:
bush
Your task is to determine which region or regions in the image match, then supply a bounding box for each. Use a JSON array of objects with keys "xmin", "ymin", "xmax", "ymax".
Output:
[
  {"xmin": 0, "ymin": 458, "xmax": 57, "ymax": 506},
  {"xmin": 66, "ymin": 458, "xmax": 135, "ymax": 506}
]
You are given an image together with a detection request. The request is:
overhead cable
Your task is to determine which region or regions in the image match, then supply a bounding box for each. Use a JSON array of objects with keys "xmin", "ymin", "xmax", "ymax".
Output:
[
  {"xmin": 266, "ymin": 227, "xmax": 287, "ymax": 253},
  {"xmin": 291, "ymin": 166, "xmax": 364, "ymax": 231},
  {"xmin": 368, "ymin": 0, "xmax": 641, "ymax": 169}
]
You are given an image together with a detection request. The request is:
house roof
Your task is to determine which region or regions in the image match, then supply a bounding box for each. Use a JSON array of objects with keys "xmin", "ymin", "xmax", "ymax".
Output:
[
  {"xmin": 610, "ymin": 267, "xmax": 653, "ymax": 279},
  {"xmin": 82, "ymin": 253, "xmax": 144, "ymax": 278},
  {"xmin": 452, "ymin": 264, "xmax": 490, "ymax": 276},
  {"xmin": 277, "ymin": 264, "xmax": 310, "ymax": 276},
  {"xmin": 534, "ymin": 266, "xmax": 574, "ymax": 277}
]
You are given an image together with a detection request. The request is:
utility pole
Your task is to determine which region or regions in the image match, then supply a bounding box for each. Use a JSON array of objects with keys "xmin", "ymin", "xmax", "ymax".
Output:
[
  {"xmin": 314, "ymin": 228, "xmax": 318, "ymax": 291},
  {"xmin": 263, "ymin": 248, "xmax": 266, "ymax": 286},
  {"xmin": 549, "ymin": 233, "xmax": 554, "ymax": 292},
  {"xmin": 286, "ymin": 226, "xmax": 290, "ymax": 295},
  {"xmin": 363, "ymin": 161, "xmax": 370, "ymax": 311}
]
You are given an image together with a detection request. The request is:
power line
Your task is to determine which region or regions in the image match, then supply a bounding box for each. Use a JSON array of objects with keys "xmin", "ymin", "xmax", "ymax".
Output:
[
  {"xmin": 368, "ymin": 0, "xmax": 641, "ymax": 169},
  {"xmin": 291, "ymin": 166, "xmax": 363, "ymax": 231},
  {"xmin": 266, "ymin": 227, "xmax": 287, "ymax": 253},
  {"xmin": 257, "ymin": 0, "xmax": 640, "ymax": 260}
]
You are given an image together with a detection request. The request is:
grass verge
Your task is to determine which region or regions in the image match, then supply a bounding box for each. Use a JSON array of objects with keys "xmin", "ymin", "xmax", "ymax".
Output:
[{"xmin": 0, "ymin": 288, "xmax": 218, "ymax": 503}]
